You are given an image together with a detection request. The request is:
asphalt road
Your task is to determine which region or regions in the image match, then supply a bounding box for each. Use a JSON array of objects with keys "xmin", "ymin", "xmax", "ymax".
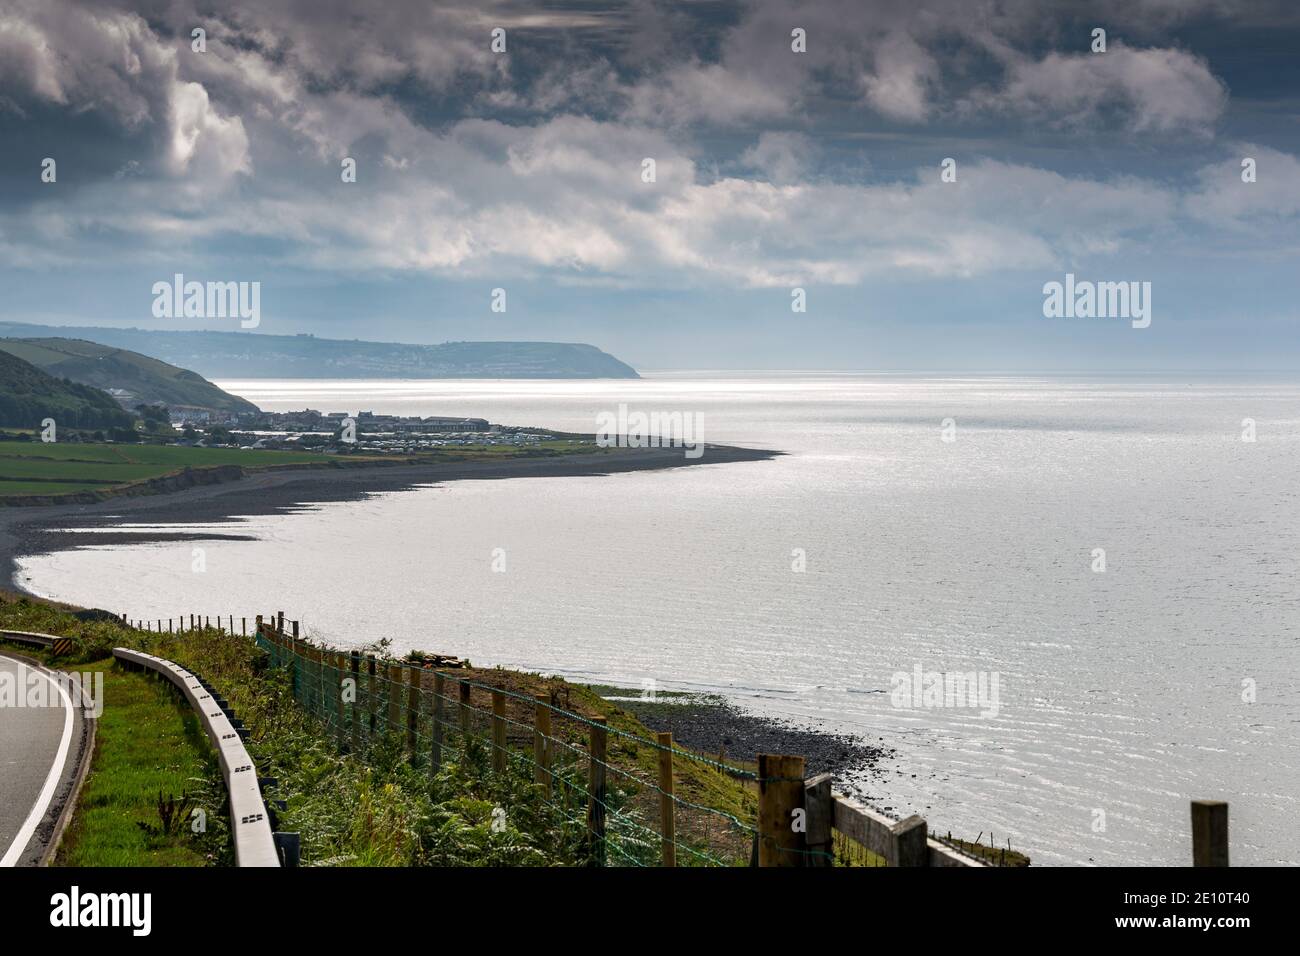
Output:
[{"xmin": 0, "ymin": 652, "xmax": 79, "ymax": 866}]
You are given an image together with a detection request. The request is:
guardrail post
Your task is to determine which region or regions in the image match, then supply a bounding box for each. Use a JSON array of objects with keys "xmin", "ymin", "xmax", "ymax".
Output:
[
  {"xmin": 587, "ymin": 717, "xmax": 608, "ymax": 866},
  {"xmin": 274, "ymin": 832, "xmax": 300, "ymax": 868},
  {"xmin": 534, "ymin": 694, "xmax": 550, "ymax": 792},
  {"xmin": 804, "ymin": 773, "xmax": 834, "ymax": 867},
  {"xmin": 350, "ymin": 652, "xmax": 361, "ymax": 753},
  {"xmin": 757, "ymin": 753, "xmax": 806, "ymax": 867},
  {"xmin": 407, "ymin": 667, "xmax": 421, "ymax": 754},
  {"xmin": 491, "ymin": 690, "xmax": 506, "ymax": 773},
  {"xmin": 432, "ymin": 673, "xmax": 446, "ymax": 771},
  {"xmin": 1192, "ymin": 800, "xmax": 1229, "ymax": 867},
  {"xmin": 657, "ymin": 732, "xmax": 675, "ymax": 867}
]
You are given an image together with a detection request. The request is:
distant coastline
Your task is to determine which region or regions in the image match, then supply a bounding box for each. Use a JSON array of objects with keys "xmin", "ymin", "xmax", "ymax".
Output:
[
  {"xmin": 1, "ymin": 443, "xmax": 779, "ymax": 596},
  {"xmin": 0, "ymin": 322, "xmax": 639, "ymax": 380}
]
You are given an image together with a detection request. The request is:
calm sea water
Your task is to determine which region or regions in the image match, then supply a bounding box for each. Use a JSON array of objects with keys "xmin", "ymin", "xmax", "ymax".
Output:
[{"xmin": 16, "ymin": 373, "xmax": 1300, "ymax": 865}]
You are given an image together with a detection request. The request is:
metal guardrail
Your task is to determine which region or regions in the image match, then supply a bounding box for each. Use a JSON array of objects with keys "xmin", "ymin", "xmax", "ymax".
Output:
[
  {"xmin": 0, "ymin": 629, "xmax": 52, "ymax": 646},
  {"xmin": 0, "ymin": 629, "xmax": 77, "ymax": 655},
  {"xmin": 111, "ymin": 647, "xmax": 280, "ymax": 867}
]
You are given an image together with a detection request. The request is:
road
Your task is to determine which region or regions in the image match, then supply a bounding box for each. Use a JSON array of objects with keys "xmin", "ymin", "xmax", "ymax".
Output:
[{"xmin": 0, "ymin": 652, "xmax": 83, "ymax": 866}]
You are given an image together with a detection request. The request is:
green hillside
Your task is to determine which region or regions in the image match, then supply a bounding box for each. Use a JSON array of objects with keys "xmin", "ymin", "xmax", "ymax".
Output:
[
  {"xmin": 0, "ymin": 323, "xmax": 639, "ymax": 379},
  {"xmin": 0, "ymin": 350, "xmax": 135, "ymax": 430},
  {"xmin": 0, "ymin": 337, "xmax": 259, "ymax": 414}
]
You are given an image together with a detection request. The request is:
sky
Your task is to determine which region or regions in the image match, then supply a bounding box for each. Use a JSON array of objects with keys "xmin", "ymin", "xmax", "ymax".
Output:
[{"xmin": 0, "ymin": 0, "xmax": 1298, "ymax": 370}]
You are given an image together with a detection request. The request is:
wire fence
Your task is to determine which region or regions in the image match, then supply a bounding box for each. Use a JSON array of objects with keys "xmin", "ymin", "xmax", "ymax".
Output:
[
  {"xmin": 124, "ymin": 610, "xmax": 1017, "ymax": 867},
  {"xmin": 252, "ymin": 615, "xmax": 762, "ymax": 867}
]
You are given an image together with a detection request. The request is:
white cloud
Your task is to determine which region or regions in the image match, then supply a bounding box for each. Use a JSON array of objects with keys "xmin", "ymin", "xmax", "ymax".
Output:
[
  {"xmin": 974, "ymin": 43, "xmax": 1228, "ymax": 134},
  {"xmin": 168, "ymin": 81, "xmax": 250, "ymax": 178},
  {"xmin": 1185, "ymin": 145, "xmax": 1300, "ymax": 225},
  {"xmin": 740, "ymin": 132, "xmax": 818, "ymax": 185},
  {"xmin": 861, "ymin": 31, "xmax": 938, "ymax": 122},
  {"xmin": 625, "ymin": 62, "xmax": 792, "ymax": 126}
]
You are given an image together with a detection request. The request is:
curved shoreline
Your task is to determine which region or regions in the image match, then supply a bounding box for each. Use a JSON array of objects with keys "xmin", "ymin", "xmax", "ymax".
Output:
[{"xmin": 1, "ymin": 443, "xmax": 779, "ymax": 596}]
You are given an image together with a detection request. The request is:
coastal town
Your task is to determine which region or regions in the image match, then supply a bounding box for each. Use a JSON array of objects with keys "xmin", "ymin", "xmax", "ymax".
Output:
[{"xmin": 171, "ymin": 408, "xmax": 563, "ymax": 453}]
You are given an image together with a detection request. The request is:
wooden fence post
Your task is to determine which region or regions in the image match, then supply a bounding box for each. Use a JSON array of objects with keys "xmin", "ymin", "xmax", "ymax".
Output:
[
  {"xmin": 350, "ymin": 652, "xmax": 361, "ymax": 753},
  {"xmin": 757, "ymin": 753, "xmax": 806, "ymax": 867},
  {"xmin": 657, "ymin": 732, "xmax": 675, "ymax": 867},
  {"xmin": 534, "ymin": 694, "xmax": 550, "ymax": 792},
  {"xmin": 432, "ymin": 673, "xmax": 445, "ymax": 771},
  {"xmin": 890, "ymin": 815, "xmax": 930, "ymax": 867},
  {"xmin": 387, "ymin": 664, "xmax": 401, "ymax": 734},
  {"xmin": 587, "ymin": 717, "xmax": 608, "ymax": 866},
  {"xmin": 310, "ymin": 646, "xmax": 322, "ymax": 716},
  {"xmin": 242, "ymin": 617, "xmax": 246, "ymax": 637},
  {"xmin": 1191, "ymin": 800, "xmax": 1229, "ymax": 867},
  {"xmin": 459, "ymin": 681, "xmax": 472, "ymax": 739},
  {"xmin": 803, "ymin": 773, "xmax": 834, "ymax": 867},
  {"xmin": 277, "ymin": 611, "xmax": 284, "ymax": 634},
  {"xmin": 407, "ymin": 667, "xmax": 421, "ymax": 754},
  {"xmin": 318, "ymin": 649, "xmax": 327, "ymax": 721},
  {"xmin": 335, "ymin": 653, "xmax": 346, "ymax": 748},
  {"xmin": 366, "ymin": 655, "xmax": 377, "ymax": 741},
  {"xmin": 491, "ymin": 690, "xmax": 507, "ymax": 774}
]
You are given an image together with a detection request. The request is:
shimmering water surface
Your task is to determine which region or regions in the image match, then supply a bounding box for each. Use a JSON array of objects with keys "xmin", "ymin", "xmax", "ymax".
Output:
[{"xmin": 16, "ymin": 373, "xmax": 1300, "ymax": 865}]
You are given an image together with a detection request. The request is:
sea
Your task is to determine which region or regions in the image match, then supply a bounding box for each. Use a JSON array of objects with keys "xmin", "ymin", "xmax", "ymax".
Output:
[{"xmin": 14, "ymin": 372, "xmax": 1300, "ymax": 866}]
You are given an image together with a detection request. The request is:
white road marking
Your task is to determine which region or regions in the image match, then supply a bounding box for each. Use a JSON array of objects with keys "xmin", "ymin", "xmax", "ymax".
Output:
[{"xmin": 0, "ymin": 655, "xmax": 75, "ymax": 867}]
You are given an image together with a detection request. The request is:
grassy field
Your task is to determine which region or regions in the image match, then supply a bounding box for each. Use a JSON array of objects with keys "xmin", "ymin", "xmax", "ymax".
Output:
[
  {"xmin": 53, "ymin": 656, "xmax": 220, "ymax": 866},
  {"xmin": 0, "ymin": 443, "xmax": 328, "ymax": 498},
  {"xmin": 0, "ymin": 636, "xmax": 220, "ymax": 866},
  {"xmin": 0, "ymin": 439, "xmax": 599, "ymax": 501}
]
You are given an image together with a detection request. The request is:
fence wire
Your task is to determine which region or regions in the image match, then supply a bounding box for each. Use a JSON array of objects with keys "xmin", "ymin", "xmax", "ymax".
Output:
[
  {"xmin": 133, "ymin": 614, "xmax": 1008, "ymax": 867},
  {"xmin": 251, "ymin": 622, "xmax": 759, "ymax": 867}
]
